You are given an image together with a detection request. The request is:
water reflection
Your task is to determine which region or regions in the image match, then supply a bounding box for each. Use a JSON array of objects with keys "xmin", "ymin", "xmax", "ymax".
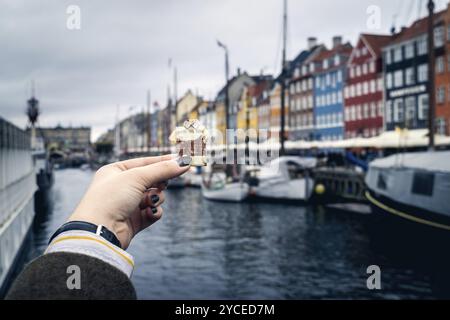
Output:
[{"xmin": 15, "ymin": 169, "xmax": 440, "ymax": 299}]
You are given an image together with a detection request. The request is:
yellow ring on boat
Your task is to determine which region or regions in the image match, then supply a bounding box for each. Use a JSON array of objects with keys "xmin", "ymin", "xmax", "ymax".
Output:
[{"xmin": 365, "ymin": 191, "xmax": 450, "ymax": 232}]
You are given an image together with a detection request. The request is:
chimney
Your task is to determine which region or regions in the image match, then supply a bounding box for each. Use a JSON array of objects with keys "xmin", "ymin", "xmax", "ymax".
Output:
[
  {"xmin": 307, "ymin": 37, "xmax": 318, "ymax": 50},
  {"xmin": 332, "ymin": 36, "xmax": 342, "ymax": 48}
]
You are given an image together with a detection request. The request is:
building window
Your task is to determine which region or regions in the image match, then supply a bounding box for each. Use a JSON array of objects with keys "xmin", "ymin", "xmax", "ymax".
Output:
[
  {"xmin": 417, "ymin": 64, "xmax": 428, "ymax": 82},
  {"xmin": 386, "ymin": 73, "xmax": 393, "ymax": 89},
  {"xmin": 418, "ymin": 94, "xmax": 429, "ymax": 120},
  {"xmin": 323, "ymin": 59, "xmax": 329, "ymax": 69},
  {"xmin": 436, "ymin": 56, "xmax": 445, "ymax": 74},
  {"xmin": 393, "ymin": 98, "xmax": 404, "ymax": 122},
  {"xmin": 370, "ymin": 80, "xmax": 376, "ymax": 93},
  {"xmin": 394, "ymin": 70, "xmax": 403, "ymax": 88},
  {"xmin": 405, "ymin": 67, "xmax": 415, "ymax": 86},
  {"xmin": 418, "ymin": 37, "xmax": 428, "ymax": 55},
  {"xmin": 378, "ymin": 101, "xmax": 384, "ymax": 117},
  {"xmin": 385, "ymin": 101, "xmax": 392, "ymax": 123},
  {"xmin": 356, "ymin": 65, "xmax": 361, "ymax": 77},
  {"xmin": 394, "ymin": 47, "xmax": 403, "ymax": 62},
  {"xmin": 363, "ymin": 104, "xmax": 369, "ymax": 119},
  {"xmin": 362, "ymin": 63, "xmax": 368, "ymax": 75},
  {"xmin": 334, "ymin": 55, "xmax": 340, "ymax": 66},
  {"xmin": 434, "ymin": 25, "xmax": 445, "ymax": 47},
  {"xmin": 405, "ymin": 42, "xmax": 415, "ymax": 59},
  {"xmin": 447, "ymin": 24, "xmax": 450, "ymax": 41},
  {"xmin": 385, "ymin": 50, "xmax": 392, "ymax": 64},
  {"xmin": 337, "ymin": 70, "xmax": 342, "ymax": 83},
  {"xmin": 370, "ymin": 61, "xmax": 376, "ymax": 73},
  {"xmin": 357, "ymin": 105, "xmax": 362, "ymax": 120},
  {"xmin": 437, "ymin": 86, "xmax": 446, "ymax": 104},
  {"xmin": 377, "ymin": 78, "xmax": 384, "ymax": 91},
  {"xmin": 363, "ymin": 81, "xmax": 369, "ymax": 95},
  {"xmin": 350, "ymin": 67, "xmax": 355, "ymax": 78},
  {"xmin": 370, "ymin": 103, "xmax": 377, "ymax": 118},
  {"xmin": 405, "ymin": 96, "xmax": 416, "ymax": 126},
  {"xmin": 437, "ymin": 117, "xmax": 446, "ymax": 135}
]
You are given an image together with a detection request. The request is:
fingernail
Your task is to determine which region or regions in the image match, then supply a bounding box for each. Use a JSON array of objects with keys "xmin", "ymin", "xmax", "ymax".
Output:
[
  {"xmin": 177, "ymin": 155, "xmax": 192, "ymax": 167},
  {"xmin": 151, "ymin": 194, "xmax": 159, "ymax": 204},
  {"xmin": 151, "ymin": 207, "xmax": 158, "ymax": 215}
]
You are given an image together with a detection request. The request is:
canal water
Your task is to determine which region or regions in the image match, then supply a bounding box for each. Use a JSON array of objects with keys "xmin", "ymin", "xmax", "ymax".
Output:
[{"xmin": 19, "ymin": 168, "xmax": 437, "ymax": 299}]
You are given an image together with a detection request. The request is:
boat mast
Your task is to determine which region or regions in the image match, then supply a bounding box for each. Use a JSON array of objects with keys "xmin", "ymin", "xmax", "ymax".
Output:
[
  {"xmin": 280, "ymin": 0, "xmax": 287, "ymax": 156},
  {"xmin": 146, "ymin": 90, "xmax": 151, "ymax": 153},
  {"xmin": 427, "ymin": 0, "xmax": 436, "ymax": 150}
]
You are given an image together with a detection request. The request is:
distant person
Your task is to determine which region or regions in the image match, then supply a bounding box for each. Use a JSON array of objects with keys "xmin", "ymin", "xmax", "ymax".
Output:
[{"xmin": 6, "ymin": 154, "xmax": 191, "ymax": 300}]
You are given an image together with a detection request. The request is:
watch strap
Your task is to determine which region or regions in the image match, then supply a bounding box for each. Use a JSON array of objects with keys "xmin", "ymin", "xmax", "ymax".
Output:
[{"xmin": 49, "ymin": 221, "xmax": 122, "ymax": 248}]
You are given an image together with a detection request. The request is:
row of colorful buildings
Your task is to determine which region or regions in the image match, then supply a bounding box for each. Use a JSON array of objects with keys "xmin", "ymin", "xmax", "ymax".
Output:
[{"xmin": 111, "ymin": 5, "xmax": 450, "ymax": 152}]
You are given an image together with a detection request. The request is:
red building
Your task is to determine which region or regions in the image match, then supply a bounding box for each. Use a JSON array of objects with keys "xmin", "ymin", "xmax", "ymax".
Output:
[{"xmin": 344, "ymin": 34, "xmax": 391, "ymax": 138}]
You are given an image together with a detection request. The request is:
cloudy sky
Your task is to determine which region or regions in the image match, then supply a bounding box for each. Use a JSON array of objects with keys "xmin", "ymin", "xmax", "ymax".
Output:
[{"xmin": 1, "ymin": 0, "xmax": 449, "ymax": 140}]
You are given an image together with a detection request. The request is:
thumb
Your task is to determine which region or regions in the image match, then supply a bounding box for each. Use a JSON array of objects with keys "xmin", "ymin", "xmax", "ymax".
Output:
[{"xmin": 128, "ymin": 155, "xmax": 191, "ymax": 189}]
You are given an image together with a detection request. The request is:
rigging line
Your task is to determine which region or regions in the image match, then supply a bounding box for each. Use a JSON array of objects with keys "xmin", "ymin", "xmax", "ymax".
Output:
[
  {"xmin": 392, "ymin": 0, "xmax": 406, "ymax": 30},
  {"xmin": 404, "ymin": 0, "xmax": 416, "ymax": 26},
  {"xmin": 273, "ymin": 3, "xmax": 283, "ymax": 75}
]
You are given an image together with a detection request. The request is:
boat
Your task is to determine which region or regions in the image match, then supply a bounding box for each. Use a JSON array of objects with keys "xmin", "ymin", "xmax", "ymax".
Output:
[
  {"xmin": 0, "ymin": 118, "xmax": 37, "ymax": 297},
  {"xmin": 365, "ymin": 151, "xmax": 450, "ymax": 238},
  {"xmin": 184, "ymin": 167, "xmax": 203, "ymax": 188},
  {"xmin": 167, "ymin": 176, "xmax": 186, "ymax": 189},
  {"xmin": 201, "ymin": 163, "xmax": 249, "ymax": 202},
  {"xmin": 246, "ymin": 156, "xmax": 317, "ymax": 202}
]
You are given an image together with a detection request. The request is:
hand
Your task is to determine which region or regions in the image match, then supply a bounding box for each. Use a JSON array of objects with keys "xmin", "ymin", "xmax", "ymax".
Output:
[{"xmin": 68, "ymin": 154, "xmax": 191, "ymax": 249}]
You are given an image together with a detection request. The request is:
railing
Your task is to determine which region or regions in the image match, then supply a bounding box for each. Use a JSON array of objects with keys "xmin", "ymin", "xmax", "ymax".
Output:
[{"xmin": 0, "ymin": 118, "xmax": 35, "ymax": 227}]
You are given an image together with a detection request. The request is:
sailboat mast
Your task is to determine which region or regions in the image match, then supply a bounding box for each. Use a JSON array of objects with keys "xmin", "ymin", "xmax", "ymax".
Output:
[
  {"xmin": 427, "ymin": 0, "xmax": 436, "ymax": 150},
  {"xmin": 280, "ymin": 0, "xmax": 287, "ymax": 156}
]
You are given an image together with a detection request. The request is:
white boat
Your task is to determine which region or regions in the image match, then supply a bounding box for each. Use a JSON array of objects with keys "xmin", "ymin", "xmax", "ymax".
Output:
[
  {"xmin": 184, "ymin": 168, "xmax": 203, "ymax": 188},
  {"xmin": 247, "ymin": 156, "xmax": 317, "ymax": 202},
  {"xmin": 0, "ymin": 119, "xmax": 37, "ymax": 296},
  {"xmin": 201, "ymin": 166, "xmax": 249, "ymax": 202},
  {"xmin": 365, "ymin": 151, "xmax": 450, "ymax": 231},
  {"xmin": 167, "ymin": 176, "xmax": 186, "ymax": 189}
]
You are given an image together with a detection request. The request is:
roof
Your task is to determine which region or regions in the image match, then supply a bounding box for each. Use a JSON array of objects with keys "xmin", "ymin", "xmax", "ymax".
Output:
[
  {"xmin": 370, "ymin": 151, "xmax": 450, "ymax": 173},
  {"xmin": 314, "ymin": 42, "xmax": 353, "ymax": 62},
  {"xmin": 386, "ymin": 9, "xmax": 446, "ymax": 46},
  {"xmin": 360, "ymin": 33, "xmax": 392, "ymax": 57}
]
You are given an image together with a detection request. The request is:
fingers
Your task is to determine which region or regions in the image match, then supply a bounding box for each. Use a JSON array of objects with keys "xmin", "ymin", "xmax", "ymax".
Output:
[
  {"xmin": 130, "ymin": 156, "xmax": 191, "ymax": 189},
  {"xmin": 142, "ymin": 206, "xmax": 163, "ymax": 227},
  {"xmin": 114, "ymin": 154, "xmax": 175, "ymax": 171},
  {"xmin": 139, "ymin": 189, "xmax": 165, "ymax": 209}
]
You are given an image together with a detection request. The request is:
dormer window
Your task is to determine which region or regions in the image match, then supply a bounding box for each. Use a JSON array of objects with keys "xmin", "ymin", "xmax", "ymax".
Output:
[
  {"xmin": 323, "ymin": 59, "xmax": 329, "ymax": 69},
  {"xmin": 302, "ymin": 65, "xmax": 307, "ymax": 75},
  {"xmin": 294, "ymin": 67, "xmax": 300, "ymax": 78},
  {"xmin": 334, "ymin": 55, "xmax": 340, "ymax": 66},
  {"xmin": 310, "ymin": 63, "xmax": 315, "ymax": 72}
]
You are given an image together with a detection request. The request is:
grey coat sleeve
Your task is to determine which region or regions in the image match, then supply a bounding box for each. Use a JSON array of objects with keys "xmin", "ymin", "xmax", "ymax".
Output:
[{"xmin": 5, "ymin": 252, "xmax": 137, "ymax": 300}]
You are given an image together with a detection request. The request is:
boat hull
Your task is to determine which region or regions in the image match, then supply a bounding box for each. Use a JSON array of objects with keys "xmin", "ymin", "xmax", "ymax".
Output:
[
  {"xmin": 365, "ymin": 189, "xmax": 450, "ymax": 254},
  {"xmin": 251, "ymin": 177, "xmax": 314, "ymax": 202},
  {"xmin": 201, "ymin": 183, "xmax": 249, "ymax": 202}
]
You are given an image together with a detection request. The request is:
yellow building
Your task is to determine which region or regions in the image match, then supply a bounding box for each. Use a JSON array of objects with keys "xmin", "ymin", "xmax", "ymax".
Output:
[
  {"xmin": 215, "ymin": 101, "xmax": 226, "ymax": 138},
  {"xmin": 237, "ymin": 86, "xmax": 258, "ymax": 131},
  {"xmin": 176, "ymin": 90, "xmax": 200, "ymax": 125},
  {"xmin": 269, "ymin": 81, "xmax": 289, "ymax": 139}
]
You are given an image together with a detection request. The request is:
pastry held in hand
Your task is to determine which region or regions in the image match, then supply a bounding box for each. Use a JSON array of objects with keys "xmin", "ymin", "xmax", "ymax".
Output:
[{"xmin": 169, "ymin": 119, "xmax": 208, "ymax": 166}]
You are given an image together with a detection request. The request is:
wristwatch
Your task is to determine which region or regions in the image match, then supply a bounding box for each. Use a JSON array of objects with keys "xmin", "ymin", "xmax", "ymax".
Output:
[{"xmin": 49, "ymin": 221, "xmax": 122, "ymax": 248}]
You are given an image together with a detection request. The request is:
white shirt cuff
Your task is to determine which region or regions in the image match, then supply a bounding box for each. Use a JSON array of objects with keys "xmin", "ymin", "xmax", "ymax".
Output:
[{"xmin": 45, "ymin": 230, "xmax": 134, "ymax": 278}]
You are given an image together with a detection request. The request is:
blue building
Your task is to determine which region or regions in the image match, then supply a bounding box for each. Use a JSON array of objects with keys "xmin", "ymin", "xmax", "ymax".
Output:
[{"xmin": 312, "ymin": 37, "xmax": 352, "ymax": 141}]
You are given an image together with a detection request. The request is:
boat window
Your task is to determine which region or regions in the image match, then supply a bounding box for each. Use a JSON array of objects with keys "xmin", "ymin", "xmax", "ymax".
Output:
[
  {"xmin": 287, "ymin": 161, "xmax": 305, "ymax": 179},
  {"xmin": 411, "ymin": 171, "xmax": 434, "ymax": 197},
  {"xmin": 377, "ymin": 172, "xmax": 388, "ymax": 190}
]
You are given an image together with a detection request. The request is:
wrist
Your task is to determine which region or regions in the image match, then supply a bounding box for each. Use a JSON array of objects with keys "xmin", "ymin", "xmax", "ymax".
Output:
[{"xmin": 68, "ymin": 213, "xmax": 124, "ymax": 246}]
